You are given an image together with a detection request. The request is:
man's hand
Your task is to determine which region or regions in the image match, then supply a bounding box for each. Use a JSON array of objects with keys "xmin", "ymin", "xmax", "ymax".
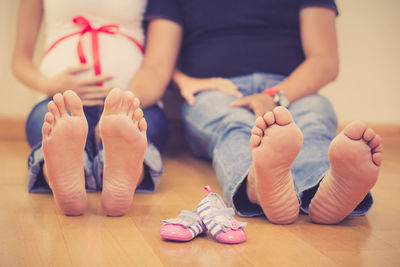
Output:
[
  {"xmin": 231, "ymin": 94, "xmax": 277, "ymax": 117},
  {"xmin": 174, "ymin": 71, "xmax": 242, "ymax": 105},
  {"xmin": 44, "ymin": 65, "xmax": 113, "ymax": 105}
]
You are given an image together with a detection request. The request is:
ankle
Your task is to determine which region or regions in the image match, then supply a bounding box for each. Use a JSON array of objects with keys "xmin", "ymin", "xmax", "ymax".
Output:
[
  {"xmin": 246, "ymin": 167, "xmax": 259, "ymax": 204},
  {"xmin": 137, "ymin": 166, "xmax": 145, "ymax": 186},
  {"xmin": 42, "ymin": 162, "xmax": 50, "ymax": 186}
]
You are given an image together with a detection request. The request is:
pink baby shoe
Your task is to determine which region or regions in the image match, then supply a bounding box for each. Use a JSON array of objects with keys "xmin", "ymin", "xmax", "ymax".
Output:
[
  {"xmin": 160, "ymin": 210, "xmax": 206, "ymax": 242},
  {"xmin": 196, "ymin": 186, "xmax": 247, "ymax": 244}
]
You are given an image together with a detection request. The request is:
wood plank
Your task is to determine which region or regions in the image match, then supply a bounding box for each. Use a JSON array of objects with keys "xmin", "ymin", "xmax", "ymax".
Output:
[
  {"xmin": 0, "ymin": 120, "xmax": 399, "ymax": 266},
  {"xmin": 0, "ymin": 117, "xmax": 26, "ymax": 140}
]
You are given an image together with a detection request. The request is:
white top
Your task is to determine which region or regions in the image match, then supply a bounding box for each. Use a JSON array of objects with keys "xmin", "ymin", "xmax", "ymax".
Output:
[{"xmin": 40, "ymin": 0, "xmax": 147, "ymax": 91}]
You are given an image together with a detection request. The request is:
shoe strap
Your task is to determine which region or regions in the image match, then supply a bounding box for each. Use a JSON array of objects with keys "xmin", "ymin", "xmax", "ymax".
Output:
[
  {"xmin": 204, "ymin": 207, "xmax": 234, "ymax": 220},
  {"xmin": 179, "ymin": 210, "xmax": 201, "ymax": 221}
]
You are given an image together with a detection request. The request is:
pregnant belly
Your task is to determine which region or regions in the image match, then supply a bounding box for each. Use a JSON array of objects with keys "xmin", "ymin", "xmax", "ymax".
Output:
[{"xmin": 40, "ymin": 34, "xmax": 143, "ymax": 91}]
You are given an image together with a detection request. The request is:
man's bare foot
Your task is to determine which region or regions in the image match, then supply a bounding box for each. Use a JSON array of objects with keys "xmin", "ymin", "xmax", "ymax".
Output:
[
  {"xmin": 99, "ymin": 88, "xmax": 147, "ymax": 216},
  {"xmin": 42, "ymin": 91, "xmax": 88, "ymax": 215},
  {"xmin": 309, "ymin": 121, "xmax": 383, "ymax": 224},
  {"xmin": 247, "ymin": 107, "xmax": 303, "ymax": 224}
]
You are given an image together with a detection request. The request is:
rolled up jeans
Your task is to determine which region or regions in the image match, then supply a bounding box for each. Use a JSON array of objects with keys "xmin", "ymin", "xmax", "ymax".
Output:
[
  {"xmin": 181, "ymin": 72, "xmax": 373, "ymax": 217},
  {"xmin": 25, "ymin": 98, "xmax": 168, "ymax": 193}
]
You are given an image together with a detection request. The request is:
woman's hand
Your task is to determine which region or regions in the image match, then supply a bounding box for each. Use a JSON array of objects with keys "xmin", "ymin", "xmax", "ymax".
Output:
[
  {"xmin": 44, "ymin": 65, "xmax": 113, "ymax": 105},
  {"xmin": 174, "ymin": 71, "xmax": 242, "ymax": 105},
  {"xmin": 231, "ymin": 94, "xmax": 276, "ymax": 117}
]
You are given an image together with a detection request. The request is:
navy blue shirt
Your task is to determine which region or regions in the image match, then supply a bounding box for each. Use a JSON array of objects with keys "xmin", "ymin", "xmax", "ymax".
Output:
[{"xmin": 145, "ymin": 0, "xmax": 338, "ymax": 78}]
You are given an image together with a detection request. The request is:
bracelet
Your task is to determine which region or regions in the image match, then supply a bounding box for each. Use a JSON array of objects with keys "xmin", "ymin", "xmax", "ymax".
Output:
[{"xmin": 261, "ymin": 87, "xmax": 279, "ymax": 96}]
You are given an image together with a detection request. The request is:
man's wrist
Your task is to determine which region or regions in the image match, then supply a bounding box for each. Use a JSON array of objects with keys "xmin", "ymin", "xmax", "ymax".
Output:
[
  {"xmin": 261, "ymin": 87, "xmax": 279, "ymax": 96},
  {"xmin": 261, "ymin": 88, "xmax": 290, "ymax": 108}
]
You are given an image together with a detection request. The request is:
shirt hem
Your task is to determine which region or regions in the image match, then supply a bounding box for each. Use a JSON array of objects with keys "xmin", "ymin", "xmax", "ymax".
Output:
[{"xmin": 299, "ymin": 3, "xmax": 339, "ymax": 16}]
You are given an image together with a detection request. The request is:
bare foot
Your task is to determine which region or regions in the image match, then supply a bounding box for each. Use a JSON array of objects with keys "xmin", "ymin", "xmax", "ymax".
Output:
[
  {"xmin": 99, "ymin": 88, "xmax": 147, "ymax": 216},
  {"xmin": 42, "ymin": 91, "xmax": 88, "ymax": 215},
  {"xmin": 247, "ymin": 107, "xmax": 303, "ymax": 224},
  {"xmin": 309, "ymin": 121, "xmax": 383, "ymax": 224}
]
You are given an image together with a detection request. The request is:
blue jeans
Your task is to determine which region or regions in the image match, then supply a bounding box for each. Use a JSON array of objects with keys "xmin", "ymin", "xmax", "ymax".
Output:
[
  {"xmin": 182, "ymin": 72, "xmax": 373, "ymax": 217},
  {"xmin": 26, "ymin": 98, "xmax": 168, "ymax": 193}
]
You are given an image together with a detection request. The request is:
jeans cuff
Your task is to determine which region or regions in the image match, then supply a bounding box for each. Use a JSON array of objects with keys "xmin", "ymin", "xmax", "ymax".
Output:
[
  {"xmin": 231, "ymin": 172, "xmax": 264, "ymax": 217},
  {"xmin": 137, "ymin": 142, "xmax": 163, "ymax": 192},
  {"xmin": 298, "ymin": 174, "xmax": 374, "ymax": 216},
  {"xmin": 27, "ymin": 144, "xmax": 97, "ymax": 193},
  {"xmin": 92, "ymin": 142, "xmax": 163, "ymax": 193}
]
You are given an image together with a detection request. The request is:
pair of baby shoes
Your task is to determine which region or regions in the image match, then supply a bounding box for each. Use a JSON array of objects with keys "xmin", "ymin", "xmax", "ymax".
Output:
[{"xmin": 160, "ymin": 186, "xmax": 247, "ymax": 244}]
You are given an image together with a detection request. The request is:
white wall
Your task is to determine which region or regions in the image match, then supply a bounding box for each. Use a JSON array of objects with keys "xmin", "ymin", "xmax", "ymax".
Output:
[
  {"xmin": 320, "ymin": 0, "xmax": 400, "ymax": 123},
  {"xmin": 1, "ymin": 0, "xmax": 44, "ymax": 119},
  {"xmin": 1, "ymin": 0, "xmax": 400, "ymax": 123}
]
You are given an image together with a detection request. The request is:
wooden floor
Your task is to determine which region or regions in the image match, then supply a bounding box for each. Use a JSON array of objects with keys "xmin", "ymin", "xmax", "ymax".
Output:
[{"xmin": 1, "ymin": 122, "xmax": 400, "ymax": 267}]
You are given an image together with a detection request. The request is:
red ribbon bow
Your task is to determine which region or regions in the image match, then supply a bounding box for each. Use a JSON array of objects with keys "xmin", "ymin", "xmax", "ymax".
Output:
[
  {"xmin": 72, "ymin": 16, "xmax": 118, "ymax": 76},
  {"xmin": 45, "ymin": 16, "xmax": 144, "ymax": 84}
]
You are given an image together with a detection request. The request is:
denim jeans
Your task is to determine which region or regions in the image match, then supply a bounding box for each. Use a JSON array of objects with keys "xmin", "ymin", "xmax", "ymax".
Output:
[
  {"xmin": 182, "ymin": 72, "xmax": 373, "ymax": 217},
  {"xmin": 26, "ymin": 98, "xmax": 168, "ymax": 193}
]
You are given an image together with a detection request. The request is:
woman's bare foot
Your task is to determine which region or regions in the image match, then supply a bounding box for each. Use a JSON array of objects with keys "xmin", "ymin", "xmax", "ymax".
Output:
[
  {"xmin": 42, "ymin": 91, "xmax": 88, "ymax": 215},
  {"xmin": 309, "ymin": 121, "xmax": 383, "ymax": 224},
  {"xmin": 99, "ymin": 88, "xmax": 147, "ymax": 216},
  {"xmin": 247, "ymin": 107, "xmax": 303, "ymax": 224}
]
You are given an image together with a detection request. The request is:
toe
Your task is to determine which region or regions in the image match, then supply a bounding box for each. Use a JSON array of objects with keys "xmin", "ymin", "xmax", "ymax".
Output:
[
  {"xmin": 48, "ymin": 101, "xmax": 60, "ymax": 119},
  {"xmin": 372, "ymin": 152, "xmax": 383, "ymax": 166},
  {"xmin": 363, "ymin": 128, "xmax": 375, "ymax": 142},
  {"xmin": 122, "ymin": 91, "xmax": 134, "ymax": 115},
  {"xmin": 369, "ymin": 134, "xmax": 382, "ymax": 149},
  {"xmin": 139, "ymin": 118, "xmax": 147, "ymax": 134},
  {"xmin": 343, "ymin": 121, "xmax": 367, "ymax": 140},
  {"xmin": 103, "ymin": 88, "xmax": 123, "ymax": 115},
  {"xmin": 44, "ymin": 112, "xmax": 54, "ymax": 125},
  {"xmin": 132, "ymin": 97, "xmax": 140, "ymax": 108},
  {"xmin": 263, "ymin": 112, "xmax": 275, "ymax": 126},
  {"xmin": 130, "ymin": 98, "xmax": 140, "ymax": 119},
  {"xmin": 255, "ymin": 116, "xmax": 267, "ymax": 131},
  {"xmin": 133, "ymin": 108, "xmax": 144, "ymax": 123},
  {"xmin": 251, "ymin": 125, "xmax": 263, "ymax": 137},
  {"xmin": 53, "ymin": 93, "xmax": 67, "ymax": 116},
  {"xmin": 64, "ymin": 90, "xmax": 84, "ymax": 117},
  {"xmin": 273, "ymin": 106, "xmax": 292, "ymax": 126},
  {"xmin": 42, "ymin": 122, "xmax": 52, "ymax": 139},
  {"xmin": 373, "ymin": 144, "xmax": 383, "ymax": 153},
  {"xmin": 250, "ymin": 134, "xmax": 261, "ymax": 148}
]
